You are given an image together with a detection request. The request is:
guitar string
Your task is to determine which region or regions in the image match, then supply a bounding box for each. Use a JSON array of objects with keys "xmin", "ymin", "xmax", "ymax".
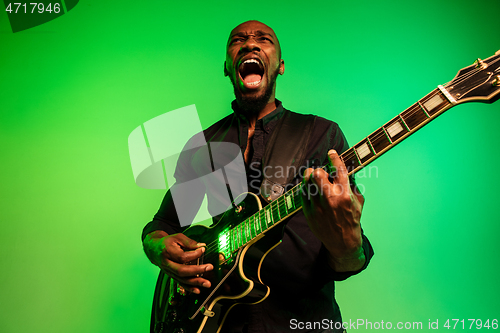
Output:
[
  {"xmin": 198, "ymin": 55, "xmax": 500, "ymax": 260},
  {"xmin": 200, "ymin": 196, "xmax": 276, "ymax": 254},
  {"xmin": 448, "ymin": 56, "xmax": 500, "ymax": 87},
  {"xmin": 340, "ymin": 93, "xmax": 440, "ymax": 165},
  {"xmin": 202, "ymin": 185, "xmax": 305, "ymax": 257},
  {"xmin": 343, "ymin": 88, "xmax": 449, "ymax": 165},
  {"xmin": 201, "ymin": 199, "xmax": 281, "ymax": 255},
  {"xmin": 351, "ymin": 85, "xmax": 456, "ymax": 156},
  {"xmin": 201, "ymin": 194, "xmax": 291, "ymax": 255},
  {"xmin": 205, "ymin": 182, "xmax": 308, "ymax": 257}
]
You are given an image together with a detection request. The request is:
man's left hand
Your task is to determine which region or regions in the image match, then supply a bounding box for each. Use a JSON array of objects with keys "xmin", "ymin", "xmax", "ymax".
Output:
[{"xmin": 302, "ymin": 149, "xmax": 365, "ymax": 272}]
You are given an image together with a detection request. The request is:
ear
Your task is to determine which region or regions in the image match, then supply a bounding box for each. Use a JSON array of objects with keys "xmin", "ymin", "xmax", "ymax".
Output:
[
  {"xmin": 279, "ymin": 59, "xmax": 285, "ymax": 75},
  {"xmin": 224, "ymin": 61, "xmax": 229, "ymax": 77}
]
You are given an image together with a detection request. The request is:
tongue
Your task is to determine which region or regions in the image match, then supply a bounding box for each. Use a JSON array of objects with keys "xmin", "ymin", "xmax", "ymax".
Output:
[{"xmin": 243, "ymin": 74, "xmax": 262, "ymax": 85}]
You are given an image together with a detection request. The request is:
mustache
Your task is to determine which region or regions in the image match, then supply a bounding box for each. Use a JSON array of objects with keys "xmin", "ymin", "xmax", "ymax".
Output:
[{"xmin": 229, "ymin": 65, "xmax": 280, "ymax": 114}]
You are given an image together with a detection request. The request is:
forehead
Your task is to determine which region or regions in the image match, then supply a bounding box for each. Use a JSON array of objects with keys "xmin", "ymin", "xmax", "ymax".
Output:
[{"xmin": 228, "ymin": 21, "xmax": 277, "ymax": 41}]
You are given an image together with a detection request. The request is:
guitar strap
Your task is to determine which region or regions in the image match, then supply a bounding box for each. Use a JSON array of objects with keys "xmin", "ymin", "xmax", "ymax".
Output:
[{"xmin": 260, "ymin": 109, "xmax": 316, "ymax": 202}]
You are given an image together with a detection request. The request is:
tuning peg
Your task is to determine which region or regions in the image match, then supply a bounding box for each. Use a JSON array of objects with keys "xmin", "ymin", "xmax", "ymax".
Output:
[
  {"xmin": 474, "ymin": 58, "xmax": 487, "ymax": 69},
  {"xmin": 493, "ymin": 75, "xmax": 500, "ymax": 87}
]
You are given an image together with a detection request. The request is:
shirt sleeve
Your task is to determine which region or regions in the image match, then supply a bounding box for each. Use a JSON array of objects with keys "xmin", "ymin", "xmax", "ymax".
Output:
[
  {"xmin": 328, "ymin": 230, "xmax": 374, "ymax": 281},
  {"xmin": 141, "ymin": 188, "xmax": 185, "ymax": 240},
  {"xmin": 141, "ymin": 134, "xmax": 207, "ymax": 241}
]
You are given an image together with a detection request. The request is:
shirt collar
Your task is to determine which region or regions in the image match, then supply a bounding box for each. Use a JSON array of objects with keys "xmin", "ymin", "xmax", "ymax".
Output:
[{"xmin": 231, "ymin": 99, "xmax": 285, "ymax": 133}]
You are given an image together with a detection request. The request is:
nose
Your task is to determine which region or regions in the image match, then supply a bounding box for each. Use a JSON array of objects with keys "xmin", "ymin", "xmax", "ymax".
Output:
[{"xmin": 240, "ymin": 36, "xmax": 261, "ymax": 53}]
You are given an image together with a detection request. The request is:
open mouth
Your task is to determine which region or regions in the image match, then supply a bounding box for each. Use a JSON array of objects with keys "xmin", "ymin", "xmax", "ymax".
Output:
[{"xmin": 238, "ymin": 58, "xmax": 265, "ymax": 88}]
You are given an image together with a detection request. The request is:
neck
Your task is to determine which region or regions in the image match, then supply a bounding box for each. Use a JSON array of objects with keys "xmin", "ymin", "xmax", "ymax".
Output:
[{"xmin": 237, "ymin": 96, "xmax": 277, "ymax": 129}]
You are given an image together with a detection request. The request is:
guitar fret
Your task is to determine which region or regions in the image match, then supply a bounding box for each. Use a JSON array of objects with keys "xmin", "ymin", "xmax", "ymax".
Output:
[
  {"xmin": 286, "ymin": 192, "xmax": 293, "ymax": 210},
  {"xmin": 233, "ymin": 226, "xmax": 237, "ymax": 248},
  {"xmin": 266, "ymin": 207, "xmax": 273, "ymax": 225},
  {"xmin": 254, "ymin": 215, "xmax": 261, "ymax": 234},
  {"xmin": 247, "ymin": 218, "xmax": 251, "ymax": 240},
  {"xmin": 398, "ymin": 114, "xmax": 410, "ymax": 132},
  {"xmin": 417, "ymin": 101, "xmax": 430, "ymax": 118},
  {"xmin": 236, "ymin": 224, "xmax": 241, "ymax": 246},
  {"xmin": 341, "ymin": 147, "xmax": 361, "ymax": 173},
  {"xmin": 279, "ymin": 196, "xmax": 288, "ymax": 219},
  {"xmin": 240, "ymin": 221, "xmax": 247, "ymax": 245},
  {"xmin": 241, "ymin": 223, "xmax": 245, "ymax": 245},
  {"xmin": 294, "ymin": 187, "xmax": 302, "ymax": 208},
  {"xmin": 273, "ymin": 200, "xmax": 281, "ymax": 221},
  {"xmin": 384, "ymin": 116, "xmax": 409, "ymax": 142},
  {"xmin": 247, "ymin": 220, "xmax": 251, "ymax": 242},
  {"xmin": 260, "ymin": 210, "xmax": 267, "ymax": 231},
  {"xmin": 368, "ymin": 127, "xmax": 392, "ymax": 154},
  {"xmin": 271, "ymin": 202, "xmax": 278, "ymax": 223},
  {"xmin": 354, "ymin": 139, "xmax": 375, "ymax": 164},
  {"xmin": 366, "ymin": 136, "xmax": 376, "ymax": 154},
  {"xmin": 249, "ymin": 217, "xmax": 256, "ymax": 239},
  {"xmin": 421, "ymin": 90, "xmax": 449, "ymax": 116},
  {"xmin": 238, "ymin": 223, "xmax": 243, "ymax": 245},
  {"xmin": 352, "ymin": 147, "xmax": 362, "ymax": 165},
  {"xmin": 382, "ymin": 126, "xmax": 393, "ymax": 144},
  {"xmin": 236, "ymin": 225, "xmax": 241, "ymax": 248},
  {"xmin": 253, "ymin": 216, "xmax": 258, "ymax": 236},
  {"xmin": 244, "ymin": 221, "xmax": 250, "ymax": 243},
  {"xmin": 236, "ymin": 226, "xmax": 239, "ymax": 248},
  {"xmin": 402, "ymin": 104, "xmax": 428, "ymax": 130}
]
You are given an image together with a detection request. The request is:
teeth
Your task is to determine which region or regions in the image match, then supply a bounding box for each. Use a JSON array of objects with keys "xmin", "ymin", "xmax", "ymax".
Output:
[{"xmin": 243, "ymin": 59, "xmax": 260, "ymax": 64}]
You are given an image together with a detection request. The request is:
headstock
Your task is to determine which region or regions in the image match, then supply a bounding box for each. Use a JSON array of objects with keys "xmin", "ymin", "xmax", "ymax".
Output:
[{"xmin": 445, "ymin": 50, "xmax": 500, "ymax": 105}]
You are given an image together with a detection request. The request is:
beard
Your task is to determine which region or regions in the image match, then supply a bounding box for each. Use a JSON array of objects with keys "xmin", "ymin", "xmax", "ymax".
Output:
[{"xmin": 230, "ymin": 65, "xmax": 279, "ymax": 115}]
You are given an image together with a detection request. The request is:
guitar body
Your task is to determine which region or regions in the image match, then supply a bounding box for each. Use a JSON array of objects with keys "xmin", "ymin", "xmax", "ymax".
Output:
[{"xmin": 151, "ymin": 192, "xmax": 285, "ymax": 333}]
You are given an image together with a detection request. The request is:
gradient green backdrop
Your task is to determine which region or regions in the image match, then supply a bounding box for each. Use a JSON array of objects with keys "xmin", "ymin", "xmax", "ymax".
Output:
[{"xmin": 1, "ymin": 1, "xmax": 499, "ymax": 332}]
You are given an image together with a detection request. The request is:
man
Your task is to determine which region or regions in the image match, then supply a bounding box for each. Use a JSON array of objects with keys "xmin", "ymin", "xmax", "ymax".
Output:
[{"xmin": 142, "ymin": 20, "xmax": 373, "ymax": 332}]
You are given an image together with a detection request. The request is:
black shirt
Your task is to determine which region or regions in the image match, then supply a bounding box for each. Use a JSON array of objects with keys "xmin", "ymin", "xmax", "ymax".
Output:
[{"xmin": 142, "ymin": 100, "xmax": 374, "ymax": 333}]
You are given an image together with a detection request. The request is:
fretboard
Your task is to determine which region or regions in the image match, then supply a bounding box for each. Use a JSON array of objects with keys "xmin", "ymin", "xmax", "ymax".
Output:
[
  {"xmin": 222, "ymin": 85, "xmax": 456, "ymax": 255},
  {"xmin": 341, "ymin": 85, "xmax": 455, "ymax": 175}
]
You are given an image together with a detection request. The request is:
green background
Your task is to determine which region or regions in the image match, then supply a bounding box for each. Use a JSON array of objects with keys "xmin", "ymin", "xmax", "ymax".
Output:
[{"xmin": 1, "ymin": 0, "xmax": 499, "ymax": 332}]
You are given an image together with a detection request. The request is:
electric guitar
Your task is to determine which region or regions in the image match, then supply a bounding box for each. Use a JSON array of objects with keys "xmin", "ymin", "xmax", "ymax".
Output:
[{"xmin": 151, "ymin": 51, "xmax": 500, "ymax": 333}]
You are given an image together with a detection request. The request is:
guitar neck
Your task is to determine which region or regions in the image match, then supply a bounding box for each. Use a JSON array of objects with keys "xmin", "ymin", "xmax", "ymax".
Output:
[
  {"xmin": 340, "ymin": 85, "xmax": 456, "ymax": 176},
  {"xmin": 225, "ymin": 86, "xmax": 457, "ymax": 253}
]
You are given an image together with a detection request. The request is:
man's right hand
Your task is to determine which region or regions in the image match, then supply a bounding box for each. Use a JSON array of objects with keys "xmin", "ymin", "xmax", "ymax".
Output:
[{"xmin": 143, "ymin": 230, "xmax": 214, "ymax": 294}]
